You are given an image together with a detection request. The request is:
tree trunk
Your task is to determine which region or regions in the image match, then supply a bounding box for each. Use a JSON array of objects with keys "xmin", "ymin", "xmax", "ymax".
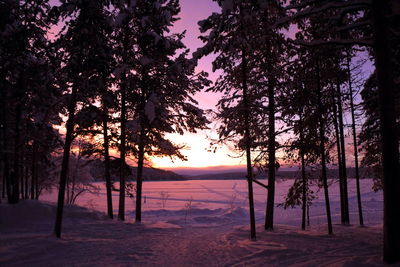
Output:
[
  {"xmin": 54, "ymin": 85, "xmax": 78, "ymax": 238},
  {"xmin": 118, "ymin": 0, "xmax": 132, "ymax": 221},
  {"xmin": 299, "ymin": 112, "xmax": 307, "ymax": 231},
  {"xmin": 35, "ymin": 162, "xmax": 39, "ymax": 200},
  {"xmin": 316, "ymin": 60, "xmax": 333, "ymax": 235},
  {"xmin": 371, "ymin": 0, "xmax": 400, "ymax": 263},
  {"xmin": 1, "ymin": 165, "xmax": 5, "ymax": 199},
  {"xmin": 346, "ymin": 51, "xmax": 364, "ymax": 226},
  {"xmin": 9, "ymin": 101, "xmax": 21, "ymax": 204},
  {"xmin": 102, "ymin": 108, "xmax": 113, "ymax": 219},
  {"xmin": 336, "ymin": 80, "xmax": 350, "ymax": 225},
  {"xmin": 31, "ymin": 141, "xmax": 37, "ymax": 199},
  {"xmin": 118, "ymin": 81, "xmax": 126, "ymax": 221},
  {"xmin": 135, "ymin": 130, "xmax": 145, "ymax": 223},
  {"xmin": 265, "ymin": 78, "xmax": 276, "ymax": 230},
  {"xmin": 24, "ymin": 155, "xmax": 28, "ymax": 199},
  {"xmin": 332, "ymin": 85, "xmax": 345, "ymax": 224},
  {"xmin": 136, "ymin": 64, "xmax": 148, "ymax": 223},
  {"xmin": 0, "ymin": 87, "xmax": 5, "ymax": 199},
  {"xmin": 1, "ymin": 81, "xmax": 9, "ymax": 200},
  {"xmin": 331, "ymin": 86, "xmax": 345, "ymax": 224},
  {"xmin": 19, "ymin": 149, "xmax": 24, "ymax": 199},
  {"xmin": 4, "ymin": 158, "xmax": 10, "ymax": 200},
  {"xmin": 239, "ymin": 4, "xmax": 256, "ymax": 240},
  {"xmin": 242, "ymin": 47, "xmax": 256, "ymax": 240}
]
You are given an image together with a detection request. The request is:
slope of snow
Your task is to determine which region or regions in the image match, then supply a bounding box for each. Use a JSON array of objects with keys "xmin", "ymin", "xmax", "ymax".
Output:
[{"xmin": 0, "ymin": 179, "xmax": 385, "ymax": 266}]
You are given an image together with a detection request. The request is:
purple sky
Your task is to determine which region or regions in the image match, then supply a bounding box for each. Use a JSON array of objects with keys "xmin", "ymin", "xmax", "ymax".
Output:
[
  {"xmin": 48, "ymin": 0, "xmax": 237, "ymax": 169},
  {"xmin": 172, "ymin": 0, "xmax": 222, "ymax": 109},
  {"xmin": 48, "ymin": 1, "xmax": 372, "ymax": 171},
  {"xmin": 152, "ymin": 1, "xmax": 248, "ymax": 169}
]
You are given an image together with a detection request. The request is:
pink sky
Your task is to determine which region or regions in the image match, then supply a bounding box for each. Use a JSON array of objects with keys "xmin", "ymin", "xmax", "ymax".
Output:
[
  {"xmin": 152, "ymin": 1, "xmax": 249, "ymax": 169},
  {"xmin": 48, "ymin": 1, "xmax": 370, "ymax": 171},
  {"xmin": 172, "ymin": 0, "xmax": 222, "ymax": 109}
]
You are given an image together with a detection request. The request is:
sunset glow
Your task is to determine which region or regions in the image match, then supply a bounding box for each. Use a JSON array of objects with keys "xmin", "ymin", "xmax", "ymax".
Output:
[
  {"xmin": 149, "ymin": 1, "xmax": 243, "ymax": 169},
  {"xmin": 2, "ymin": 0, "xmax": 396, "ymax": 264},
  {"xmin": 150, "ymin": 132, "xmax": 245, "ymax": 168}
]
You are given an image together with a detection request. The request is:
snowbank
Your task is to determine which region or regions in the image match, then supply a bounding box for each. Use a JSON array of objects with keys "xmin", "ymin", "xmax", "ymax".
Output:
[{"xmin": 0, "ymin": 200, "xmax": 108, "ymax": 229}]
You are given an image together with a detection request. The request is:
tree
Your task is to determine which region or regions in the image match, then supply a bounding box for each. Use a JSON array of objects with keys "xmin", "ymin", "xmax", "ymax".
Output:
[
  {"xmin": 359, "ymin": 72, "xmax": 383, "ymax": 190},
  {"xmin": 63, "ymin": 139, "xmax": 99, "ymax": 205},
  {"xmin": 112, "ymin": 0, "xmax": 140, "ymax": 221},
  {"xmin": 370, "ymin": 2, "xmax": 400, "ymax": 261},
  {"xmin": 52, "ymin": 0, "xmax": 115, "ymax": 237},
  {"xmin": 280, "ymin": 51, "xmax": 322, "ymax": 230},
  {"xmin": 251, "ymin": 0, "xmax": 287, "ymax": 232},
  {"xmin": 129, "ymin": 0, "xmax": 210, "ymax": 222},
  {"xmin": 345, "ymin": 50, "xmax": 364, "ymax": 225},
  {"xmin": 0, "ymin": 0, "xmax": 56, "ymax": 204},
  {"xmin": 283, "ymin": 0, "xmax": 400, "ymax": 261},
  {"xmin": 74, "ymin": 103, "xmax": 116, "ymax": 218},
  {"xmin": 196, "ymin": 0, "xmax": 262, "ymax": 239},
  {"xmin": 197, "ymin": 0, "xmax": 288, "ymax": 237}
]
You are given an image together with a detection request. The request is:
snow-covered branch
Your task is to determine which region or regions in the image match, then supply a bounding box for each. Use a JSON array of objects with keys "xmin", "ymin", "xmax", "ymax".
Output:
[{"xmin": 289, "ymin": 38, "xmax": 374, "ymax": 48}]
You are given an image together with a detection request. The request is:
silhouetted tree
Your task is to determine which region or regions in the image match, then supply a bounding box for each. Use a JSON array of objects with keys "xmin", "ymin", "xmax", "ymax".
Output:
[
  {"xmin": 129, "ymin": 0, "xmax": 210, "ymax": 222},
  {"xmin": 283, "ymin": 0, "xmax": 400, "ymax": 261},
  {"xmin": 0, "ymin": 0, "xmax": 56, "ymax": 204},
  {"xmin": 52, "ymin": 0, "xmax": 115, "ymax": 237}
]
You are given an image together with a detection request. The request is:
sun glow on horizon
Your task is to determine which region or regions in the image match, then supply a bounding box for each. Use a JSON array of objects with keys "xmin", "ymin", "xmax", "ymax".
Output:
[{"xmin": 150, "ymin": 132, "xmax": 245, "ymax": 169}]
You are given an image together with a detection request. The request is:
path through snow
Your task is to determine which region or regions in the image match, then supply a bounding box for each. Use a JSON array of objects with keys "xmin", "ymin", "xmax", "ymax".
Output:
[{"xmin": 0, "ymin": 200, "xmax": 384, "ymax": 266}]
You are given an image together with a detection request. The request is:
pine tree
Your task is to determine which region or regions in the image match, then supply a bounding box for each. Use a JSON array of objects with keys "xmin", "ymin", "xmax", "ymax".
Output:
[
  {"xmin": 197, "ymin": 0, "xmax": 287, "ymax": 237},
  {"xmin": 113, "ymin": 0, "xmax": 137, "ymax": 221},
  {"xmin": 345, "ymin": 51, "xmax": 364, "ymax": 225},
  {"xmin": 283, "ymin": 0, "xmax": 400, "ymax": 260},
  {"xmin": 370, "ymin": 2, "xmax": 400, "ymax": 261},
  {"xmin": 0, "ymin": 0, "xmax": 55, "ymax": 204},
  {"xmin": 281, "ymin": 53, "xmax": 321, "ymax": 230},
  {"xmin": 52, "ymin": 0, "xmax": 115, "ymax": 237},
  {"xmin": 128, "ymin": 0, "xmax": 210, "ymax": 222},
  {"xmin": 196, "ymin": 0, "xmax": 261, "ymax": 239},
  {"xmin": 359, "ymin": 72, "xmax": 383, "ymax": 190}
]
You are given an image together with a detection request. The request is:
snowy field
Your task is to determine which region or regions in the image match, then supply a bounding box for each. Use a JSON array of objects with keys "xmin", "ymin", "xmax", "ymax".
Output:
[{"xmin": 1, "ymin": 179, "xmax": 385, "ymax": 266}]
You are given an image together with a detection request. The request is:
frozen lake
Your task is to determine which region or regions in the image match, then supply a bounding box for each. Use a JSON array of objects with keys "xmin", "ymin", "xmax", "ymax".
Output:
[
  {"xmin": 2, "ymin": 178, "xmax": 385, "ymax": 266},
  {"xmin": 40, "ymin": 178, "xmax": 383, "ymax": 227}
]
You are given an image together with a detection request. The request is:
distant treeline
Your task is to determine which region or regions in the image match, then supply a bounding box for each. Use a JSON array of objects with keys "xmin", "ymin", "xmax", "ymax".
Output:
[
  {"xmin": 186, "ymin": 168, "xmax": 372, "ymax": 180},
  {"xmin": 88, "ymin": 159, "xmax": 186, "ymax": 182}
]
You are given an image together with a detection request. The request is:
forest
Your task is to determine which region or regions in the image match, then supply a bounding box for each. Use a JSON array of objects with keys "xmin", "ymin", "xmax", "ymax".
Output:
[{"xmin": 0, "ymin": 0, "xmax": 399, "ymax": 265}]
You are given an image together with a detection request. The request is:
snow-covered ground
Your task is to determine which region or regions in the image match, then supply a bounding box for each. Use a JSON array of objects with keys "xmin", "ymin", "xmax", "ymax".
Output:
[{"xmin": 1, "ymin": 179, "xmax": 385, "ymax": 266}]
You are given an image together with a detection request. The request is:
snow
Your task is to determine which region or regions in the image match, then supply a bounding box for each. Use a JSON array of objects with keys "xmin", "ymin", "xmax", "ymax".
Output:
[
  {"xmin": 145, "ymin": 94, "xmax": 157, "ymax": 123},
  {"xmin": 141, "ymin": 16, "xmax": 149, "ymax": 28},
  {"xmin": 222, "ymin": 0, "xmax": 234, "ymax": 14},
  {"xmin": 139, "ymin": 55, "xmax": 154, "ymax": 66},
  {"xmin": 0, "ymin": 179, "xmax": 384, "ymax": 266},
  {"xmin": 126, "ymin": 119, "xmax": 141, "ymax": 132},
  {"xmin": 198, "ymin": 19, "xmax": 207, "ymax": 28},
  {"xmin": 208, "ymin": 30, "xmax": 216, "ymax": 41},
  {"xmin": 162, "ymin": 10, "xmax": 172, "ymax": 24},
  {"xmin": 113, "ymin": 12, "xmax": 128, "ymax": 27},
  {"xmin": 146, "ymin": 31, "xmax": 162, "ymax": 45},
  {"xmin": 153, "ymin": 2, "xmax": 161, "ymax": 10},
  {"xmin": 145, "ymin": 100, "xmax": 156, "ymax": 123},
  {"xmin": 130, "ymin": 0, "xmax": 137, "ymax": 8},
  {"xmin": 258, "ymin": 0, "xmax": 268, "ymax": 9},
  {"xmin": 112, "ymin": 64, "xmax": 129, "ymax": 79}
]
